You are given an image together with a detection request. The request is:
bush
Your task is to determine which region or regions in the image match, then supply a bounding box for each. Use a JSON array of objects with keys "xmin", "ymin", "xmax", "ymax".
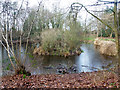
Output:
[
  {"xmin": 39, "ymin": 28, "xmax": 83, "ymax": 56},
  {"xmin": 64, "ymin": 30, "xmax": 81, "ymax": 50},
  {"xmin": 41, "ymin": 29, "xmax": 64, "ymax": 52}
]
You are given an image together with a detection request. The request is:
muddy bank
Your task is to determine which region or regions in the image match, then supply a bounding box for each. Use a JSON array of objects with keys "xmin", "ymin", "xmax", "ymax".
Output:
[
  {"xmin": 0, "ymin": 70, "xmax": 119, "ymax": 88},
  {"xmin": 33, "ymin": 46, "xmax": 82, "ymax": 57}
]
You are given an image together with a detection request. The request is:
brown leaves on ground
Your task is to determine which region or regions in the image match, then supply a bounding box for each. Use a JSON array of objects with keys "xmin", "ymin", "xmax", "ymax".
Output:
[{"xmin": 0, "ymin": 71, "xmax": 120, "ymax": 89}]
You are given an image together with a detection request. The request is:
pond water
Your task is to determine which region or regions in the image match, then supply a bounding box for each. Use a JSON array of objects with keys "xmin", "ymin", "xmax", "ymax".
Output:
[{"xmin": 0, "ymin": 43, "xmax": 118, "ymax": 75}]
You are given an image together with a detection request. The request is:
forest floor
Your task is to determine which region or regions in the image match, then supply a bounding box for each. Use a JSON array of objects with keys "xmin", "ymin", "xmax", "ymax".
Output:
[{"xmin": 0, "ymin": 70, "xmax": 120, "ymax": 89}]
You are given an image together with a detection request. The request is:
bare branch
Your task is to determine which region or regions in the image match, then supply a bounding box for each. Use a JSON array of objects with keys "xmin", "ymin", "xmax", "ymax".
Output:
[
  {"xmin": 71, "ymin": 3, "xmax": 113, "ymax": 30},
  {"xmin": 23, "ymin": 0, "xmax": 44, "ymax": 64},
  {"xmin": 16, "ymin": 0, "xmax": 24, "ymax": 18}
]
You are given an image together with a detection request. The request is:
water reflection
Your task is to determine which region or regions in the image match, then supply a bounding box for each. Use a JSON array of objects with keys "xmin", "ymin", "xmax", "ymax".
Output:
[
  {"xmin": 26, "ymin": 56, "xmax": 76, "ymax": 75},
  {"xmin": 27, "ymin": 44, "xmax": 118, "ymax": 74},
  {"xmin": 76, "ymin": 44, "xmax": 103, "ymax": 72},
  {"xmin": 1, "ymin": 44, "xmax": 118, "ymax": 75}
]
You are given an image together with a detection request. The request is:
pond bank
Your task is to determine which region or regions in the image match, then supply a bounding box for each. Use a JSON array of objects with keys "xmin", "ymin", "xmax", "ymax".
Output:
[
  {"xmin": 33, "ymin": 46, "xmax": 82, "ymax": 57},
  {"xmin": 94, "ymin": 38, "xmax": 117, "ymax": 56},
  {"xmin": 1, "ymin": 70, "xmax": 119, "ymax": 88}
]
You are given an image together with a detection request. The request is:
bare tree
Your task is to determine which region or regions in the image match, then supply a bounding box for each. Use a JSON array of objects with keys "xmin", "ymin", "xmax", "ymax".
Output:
[{"xmin": 0, "ymin": 0, "xmax": 43, "ymax": 75}]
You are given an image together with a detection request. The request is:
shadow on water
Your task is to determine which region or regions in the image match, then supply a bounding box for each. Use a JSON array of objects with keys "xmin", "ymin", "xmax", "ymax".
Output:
[{"xmin": 1, "ymin": 43, "xmax": 119, "ymax": 75}]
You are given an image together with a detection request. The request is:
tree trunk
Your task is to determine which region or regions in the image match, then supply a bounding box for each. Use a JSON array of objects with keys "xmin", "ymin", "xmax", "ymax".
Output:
[
  {"xmin": 114, "ymin": 0, "xmax": 119, "ymax": 56},
  {"xmin": 118, "ymin": 3, "xmax": 120, "ymax": 54},
  {"xmin": 0, "ymin": 30, "xmax": 2, "ymax": 77},
  {"xmin": 114, "ymin": 29, "xmax": 119, "ymax": 53},
  {"xmin": 118, "ymin": 2, "xmax": 120, "ymax": 76},
  {"xmin": 81, "ymin": 1, "xmax": 119, "ymax": 54}
]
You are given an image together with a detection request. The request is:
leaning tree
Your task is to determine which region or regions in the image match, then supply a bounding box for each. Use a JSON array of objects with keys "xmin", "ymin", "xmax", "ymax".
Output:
[{"xmin": 70, "ymin": 1, "xmax": 119, "ymax": 56}]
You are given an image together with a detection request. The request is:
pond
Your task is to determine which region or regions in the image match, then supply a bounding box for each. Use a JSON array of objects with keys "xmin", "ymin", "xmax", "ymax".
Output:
[{"xmin": 0, "ymin": 43, "xmax": 118, "ymax": 76}]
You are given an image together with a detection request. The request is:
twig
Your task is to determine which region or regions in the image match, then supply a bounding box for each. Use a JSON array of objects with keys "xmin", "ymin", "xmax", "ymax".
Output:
[{"xmin": 23, "ymin": 0, "xmax": 43, "ymax": 65}]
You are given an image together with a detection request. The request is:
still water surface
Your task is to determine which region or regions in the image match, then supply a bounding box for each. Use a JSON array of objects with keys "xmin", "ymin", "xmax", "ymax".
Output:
[{"xmin": 0, "ymin": 44, "xmax": 118, "ymax": 75}]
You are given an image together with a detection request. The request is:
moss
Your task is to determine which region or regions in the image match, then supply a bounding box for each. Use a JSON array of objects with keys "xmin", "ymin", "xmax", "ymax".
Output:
[{"xmin": 15, "ymin": 65, "xmax": 31, "ymax": 76}]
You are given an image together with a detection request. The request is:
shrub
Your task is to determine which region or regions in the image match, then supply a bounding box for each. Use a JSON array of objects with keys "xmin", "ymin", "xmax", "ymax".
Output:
[
  {"xmin": 64, "ymin": 30, "xmax": 81, "ymax": 49},
  {"xmin": 41, "ymin": 29, "xmax": 63, "ymax": 52},
  {"xmin": 39, "ymin": 27, "xmax": 83, "ymax": 56}
]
